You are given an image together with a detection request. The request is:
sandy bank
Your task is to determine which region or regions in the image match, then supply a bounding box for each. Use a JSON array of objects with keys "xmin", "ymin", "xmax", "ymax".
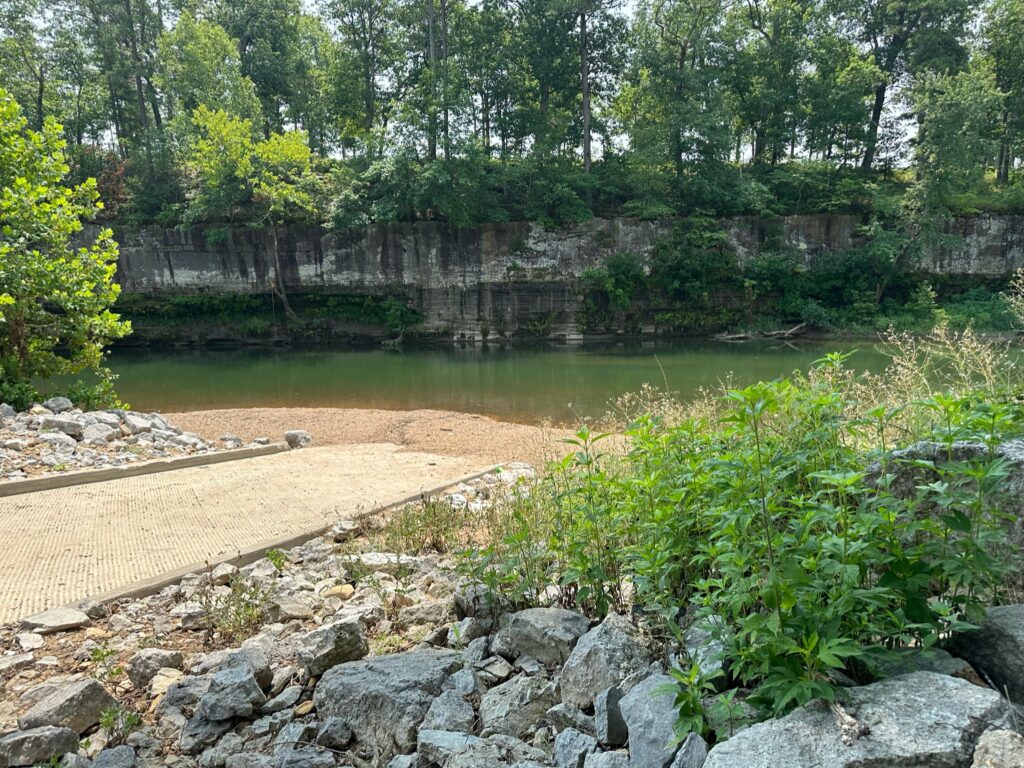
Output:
[{"xmin": 167, "ymin": 407, "xmax": 571, "ymax": 465}]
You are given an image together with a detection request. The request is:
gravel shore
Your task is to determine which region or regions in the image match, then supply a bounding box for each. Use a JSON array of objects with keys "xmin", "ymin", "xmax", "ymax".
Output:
[{"xmin": 167, "ymin": 407, "xmax": 571, "ymax": 465}]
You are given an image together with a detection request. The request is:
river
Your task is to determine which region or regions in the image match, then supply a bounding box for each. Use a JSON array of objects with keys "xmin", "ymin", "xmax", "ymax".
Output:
[{"xmin": 106, "ymin": 340, "xmax": 891, "ymax": 424}]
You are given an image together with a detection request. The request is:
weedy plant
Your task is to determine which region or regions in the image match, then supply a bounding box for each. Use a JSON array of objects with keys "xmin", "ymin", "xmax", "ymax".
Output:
[
  {"xmin": 98, "ymin": 706, "xmax": 141, "ymax": 746},
  {"xmin": 197, "ymin": 572, "xmax": 272, "ymax": 643},
  {"xmin": 90, "ymin": 644, "xmax": 123, "ymax": 684}
]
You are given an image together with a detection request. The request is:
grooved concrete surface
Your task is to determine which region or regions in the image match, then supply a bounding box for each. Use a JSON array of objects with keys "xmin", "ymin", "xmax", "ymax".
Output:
[{"xmin": 0, "ymin": 445, "xmax": 484, "ymax": 624}]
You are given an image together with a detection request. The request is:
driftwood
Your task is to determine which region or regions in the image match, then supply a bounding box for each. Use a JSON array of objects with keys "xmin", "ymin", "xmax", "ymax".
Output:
[{"xmin": 761, "ymin": 322, "xmax": 808, "ymax": 339}]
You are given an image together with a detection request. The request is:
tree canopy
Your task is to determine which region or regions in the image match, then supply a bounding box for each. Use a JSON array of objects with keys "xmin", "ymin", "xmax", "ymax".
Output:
[{"xmin": 0, "ymin": 0, "xmax": 1021, "ymax": 228}]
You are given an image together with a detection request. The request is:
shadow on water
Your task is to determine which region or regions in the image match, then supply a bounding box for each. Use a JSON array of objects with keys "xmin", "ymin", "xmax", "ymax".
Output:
[{"xmin": 106, "ymin": 339, "xmax": 891, "ymax": 424}]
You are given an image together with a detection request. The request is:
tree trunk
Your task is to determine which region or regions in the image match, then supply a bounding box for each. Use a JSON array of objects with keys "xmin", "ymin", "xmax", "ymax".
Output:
[
  {"xmin": 580, "ymin": 9, "xmax": 591, "ymax": 173},
  {"xmin": 861, "ymin": 82, "xmax": 887, "ymax": 171},
  {"xmin": 426, "ymin": 0, "xmax": 437, "ymax": 161}
]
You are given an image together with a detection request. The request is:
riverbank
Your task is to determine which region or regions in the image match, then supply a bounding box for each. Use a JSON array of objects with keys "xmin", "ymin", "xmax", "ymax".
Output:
[{"xmin": 168, "ymin": 407, "xmax": 570, "ymax": 465}]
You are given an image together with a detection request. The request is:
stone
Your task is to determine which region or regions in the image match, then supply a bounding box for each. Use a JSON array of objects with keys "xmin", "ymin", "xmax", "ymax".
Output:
[
  {"xmin": 123, "ymin": 414, "xmax": 152, "ymax": 434},
  {"xmin": 554, "ymin": 728, "xmax": 597, "ymax": 768},
  {"xmin": 683, "ymin": 617, "xmax": 728, "ymax": 691},
  {"xmin": 618, "ymin": 674, "xmax": 679, "ymax": 768},
  {"xmin": 261, "ymin": 685, "xmax": 302, "ymax": 714},
  {"xmin": 475, "ymin": 655, "xmax": 515, "ymax": 686},
  {"xmin": 491, "ymin": 608, "xmax": 590, "ymax": 666},
  {"xmin": 972, "ymin": 729, "xmax": 1024, "ymax": 768},
  {"xmin": 671, "ymin": 733, "xmax": 708, "ymax": 768},
  {"xmin": 36, "ymin": 432, "xmax": 78, "ymax": 451},
  {"xmin": 169, "ymin": 602, "xmax": 207, "ymax": 630},
  {"xmin": 312, "ymin": 649, "xmax": 462, "ymax": 756},
  {"xmin": 60, "ymin": 755, "xmax": 94, "ymax": 768},
  {"xmin": 421, "ymin": 689, "xmax": 476, "ymax": 733},
  {"xmin": 22, "ymin": 606, "xmax": 91, "ymax": 634},
  {"xmin": 417, "ymin": 730, "xmax": 503, "ymax": 767},
  {"xmin": 479, "ymin": 674, "xmax": 558, "ymax": 738},
  {"xmin": 322, "ymin": 584, "xmax": 355, "ymax": 601},
  {"xmin": 197, "ymin": 664, "xmax": 266, "ymax": 721},
  {"xmin": 584, "ymin": 753, "xmax": 630, "ymax": 768},
  {"xmin": 0, "ymin": 402, "xmax": 16, "ymax": 419},
  {"xmin": 83, "ymin": 423, "xmax": 117, "ymax": 443},
  {"xmin": 594, "ymin": 687, "xmax": 627, "ymax": 747},
  {"xmin": 295, "ymin": 617, "xmax": 369, "ymax": 676},
  {"xmin": 209, "ymin": 563, "xmax": 238, "ymax": 586},
  {"xmin": 15, "ymin": 632, "xmax": 44, "ymax": 651},
  {"xmin": 0, "ymin": 652, "xmax": 35, "ymax": 673},
  {"xmin": 40, "ymin": 415, "xmax": 84, "ymax": 438},
  {"xmin": 294, "ymin": 701, "xmax": 315, "ymax": 716},
  {"xmin": 267, "ymin": 596, "xmax": 314, "ymax": 622},
  {"xmin": 284, "ymin": 430, "xmax": 312, "ymax": 449},
  {"xmin": 126, "ymin": 648, "xmax": 184, "ymax": 689},
  {"xmin": 149, "ymin": 668, "xmax": 184, "ymax": 697},
  {"xmin": 180, "ymin": 716, "xmax": 233, "ymax": 756},
  {"xmin": 703, "ymin": 672, "xmax": 1014, "ymax": 768},
  {"xmin": 42, "ymin": 396, "xmax": 74, "ymax": 413},
  {"xmin": 93, "ymin": 745, "xmax": 137, "ymax": 768},
  {"xmin": 18, "ymin": 679, "xmax": 117, "ymax": 734},
  {"xmin": 0, "ymin": 726, "xmax": 79, "ymax": 767},
  {"xmin": 561, "ymin": 612, "xmax": 654, "ymax": 708},
  {"xmin": 873, "ymin": 647, "xmax": 977, "ymax": 679},
  {"xmin": 546, "ymin": 703, "xmax": 595, "ymax": 736},
  {"xmin": 948, "ymin": 604, "xmax": 1024, "ymax": 702}
]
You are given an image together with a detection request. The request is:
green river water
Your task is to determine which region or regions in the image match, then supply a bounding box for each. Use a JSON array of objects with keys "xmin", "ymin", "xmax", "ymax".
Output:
[{"xmin": 108, "ymin": 340, "xmax": 889, "ymax": 424}]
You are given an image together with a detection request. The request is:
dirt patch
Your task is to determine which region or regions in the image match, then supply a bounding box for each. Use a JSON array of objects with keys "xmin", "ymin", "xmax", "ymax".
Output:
[{"xmin": 167, "ymin": 407, "xmax": 572, "ymax": 466}]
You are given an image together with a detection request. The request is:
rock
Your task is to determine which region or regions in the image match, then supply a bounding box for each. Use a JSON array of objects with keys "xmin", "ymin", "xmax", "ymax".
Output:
[
  {"xmin": 421, "ymin": 689, "xmax": 476, "ymax": 733},
  {"xmin": 322, "ymin": 584, "xmax": 355, "ymax": 601},
  {"xmin": 36, "ymin": 432, "xmax": 77, "ymax": 451},
  {"xmin": 480, "ymin": 674, "xmax": 558, "ymax": 738},
  {"xmin": 584, "ymin": 753, "xmax": 630, "ymax": 768},
  {"xmin": 294, "ymin": 700, "xmax": 315, "ymax": 716},
  {"xmin": 197, "ymin": 664, "xmax": 266, "ymax": 721},
  {"xmin": 295, "ymin": 617, "xmax": 368, "ymax": 676},
  {"xmin": 180, "ymin": 715, "xmax": 233, "ymax": 755},
  {"xmin": 313, "ymin": 649, "xmax": 462, "ymax": 756},
  {"xmin": 554, "ymin": 728, "xmax": 597, "ymax": 768},
  {"xmin": 546, "ymin": 703, "xmax": 596, "ymax": 736},
  {"xmin": 122, "ymin": 414, "xmax": 152, "ymax": 434},
  {"xmin": 261, "ymin": 685, "xmax": 302, "ymax": 715},
  {"xmin": 42, "ymin": 397, "xmax": 74, "ymax": 414},
  {"xmin": 93, "ymin": 745, "xmax": 136, "ymax": 768},
  {"xmin": 126, "ymin": 648, "xmax": 184, "ymax": 689},
  {"xmin": 618, "ymin": 674, "xmax": 679, "ymax": 768},
  {"xmin": 22, "ymin": 606, "xmax": 91, "ymax": 634},
  {"xmin": 169, "ymin": 601, "xmax": 207, "ymax": 630},
  {"xmin": 703, "ymin": 672, "xmax": 1014, "ymax": 768},
  {"xmin": 0, "ymin": 652, "xmax": 35, "ymax": 673},
  {"xmin": 972, "ymin": 729, "xmax": 1024, "ymax": 767},
  {"xmin": 210, "ymin": 563, "xmax": 238, "ymax": 586},
  {"xmin": 15, "ymin": 632, "xmax": 44, "ymax": 651},
  {"xmin": 671, "ymin": 733, "xmax": 708, "ymax": 768},
  {"xmin": 417, "ymin": 730, "xmax": 503, "ymax": 767},
  {"xmin": 475, "ymin": 655, "xmax": 515, "ymax": 686},
  {"xmin": 18, "ymin": 679, "xmax": 117, "ymax": 734},
  {"xmin": 83, "ymin": 423, "xmax": 117, "ymax": 443},
  {"xmin": 561, "ymin": 613, "xmax": 653, "ymax": 708},
  {"xmin": 267, "ymin": 596, "xmax": 315, "ymax": 622},
  {"xmin": 455, "ymin": 584, "xmax": 508, "ymax": 619},
  {"xmin": 40, "ymin": 415, "xmax": 84, "ymax": 438},
  {"xmin": 683, "ymin": 616, "xmax": 727, "ymax": 691},
  {"xmin": 594, "ymin": 687, "xmax": 627, "ymax": 747},
  {"xmin": 0, "ymin": 402, "xmax": 16, "ymax": 419},
  {"xmin": 0, "ymin": 726, "xmax": 79, "ymax": 766},
  {"xmin": 948, "ymin": 604, "xmax": 1024, "ymax": 702},
  {"xmin": 284, "ymin": 430, "xmax": 312, "ymax": 449},
  {"xmin": 60, "ymin": 755, "xmax": 93, "ymax": 768},
  {"xmin": 491, "ymin": 608, "xmax": 590, "ymax": 666},
  {"xmin": 149, "ymin": 668, "xmax": 184, "ymax": 697},
  {"xmin": 873, "ymin": 647, "xmax": 977, "ymax": 680}
]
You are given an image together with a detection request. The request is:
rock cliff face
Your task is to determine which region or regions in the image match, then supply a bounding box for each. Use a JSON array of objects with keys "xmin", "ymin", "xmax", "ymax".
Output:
[{"xmin": 110, "ymin": 215, "xmax": 1024, "ymax": 341}]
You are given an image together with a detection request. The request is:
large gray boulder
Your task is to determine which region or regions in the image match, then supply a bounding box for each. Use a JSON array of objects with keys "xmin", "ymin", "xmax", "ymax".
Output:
[
  {"xmin": 554, "ymin": 728, "xmax": 597, "ymax": 768},
  {"xmin": 42, "ymin": 397, "xmax": 74, "ymax": 414},
  {"xmin": 416, "ymin": 730, "xmax": 503, "ymax": 767},
  {"xmin": 295, "ymin": 617, "xmax": 369, "ymax": 676},
  {"xmin": 0, "ymin": 726, "xmax": 78, "ymax": 766},
  {"xmin": 491, "ymin": 608, "xmax": 590, "ymax": 666},
  {"xmin": 197, "ymin": 664, "xmax": 266, "ymax": 721},
  {"xmin": 703, "ymin": 672, "xmax": 1014, "ymax": 768},
  {"xmin": 560, "ymin": 613, "xmax": 654, "ymax": 708},
  {"xmin": 39, "ymin": 415, "xmax": 83, "ymax": 438},
  {"xmin": 479, "ymin": 674, "xmax": 558, "ymax": 738},
  {"xmin": 948, "ymin": 604, "xmax": 1024, "ymax": 702},
  {"xmin": 18, "ymin": 679, "xmax": 117, "ymax": 734},
  {"xmin": 312, "ymin": 650, "xmax": 462, "ymax": 757},
  {"xmin": 618, "ymin": 674, "xmax": 680, "ymax": 768},
  {"xmin": 126, "ymin": 648, "xmax": 184, "ymax": 689},
  {"xmin": 421, "ymin": 690, "xmax": 476, "ymax": 733},
  {"xmin": 21, "ymin": 606, "xmax": 91, "ymax": 634}
]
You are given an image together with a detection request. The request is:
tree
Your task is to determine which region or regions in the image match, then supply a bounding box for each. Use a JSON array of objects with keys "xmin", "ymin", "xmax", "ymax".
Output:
[
  {"xmin": 0, "ymin": 89, "xmax": 129, "ymax": 401},
  {"xmin": 984, "ymin": 0, "xmax": 1024, "ymax": 184},
  {"xmin": 156, "ymin": 13, "xmax": 261, "ymax": 124}
]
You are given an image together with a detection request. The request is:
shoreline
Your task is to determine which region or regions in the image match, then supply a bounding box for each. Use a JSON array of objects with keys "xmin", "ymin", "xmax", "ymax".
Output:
[{"xmin": 167, "ymin": 406, "xmax": 572, "ymax": 466}]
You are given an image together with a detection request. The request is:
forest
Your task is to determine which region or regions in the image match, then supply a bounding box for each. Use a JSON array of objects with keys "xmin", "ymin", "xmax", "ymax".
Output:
[{"xmin": 0, "ymin": 0, "xmax": 1022, "ymax": 231}]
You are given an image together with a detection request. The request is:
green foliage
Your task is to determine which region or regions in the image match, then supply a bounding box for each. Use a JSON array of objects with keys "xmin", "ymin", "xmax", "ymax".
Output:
[
  {"xmin": 198, "ymin": 572, "xmax": 271, "ymax": 642},
  {"xmin": 265, "ymin": 548, "xmax": 287, "ymax": 572},
  {"xmin": 463, "ymin": 355, "xmax": 1022, "ymax": 726},
  {"xmin": 0, "ymin": 88, "xmax": 130, "ymax": 399},
  {"xmin": 98, "ymin": 706, "xmax": 141, "ymax": 746}
]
